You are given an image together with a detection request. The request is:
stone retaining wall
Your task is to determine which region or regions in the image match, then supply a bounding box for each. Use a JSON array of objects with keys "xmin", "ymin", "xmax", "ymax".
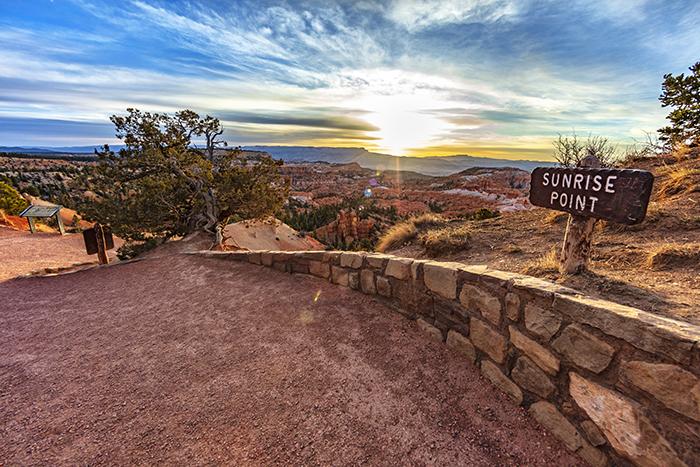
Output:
[{"xmin": 196, "ymin": 249, "xmax": 700, "ymax": 467}]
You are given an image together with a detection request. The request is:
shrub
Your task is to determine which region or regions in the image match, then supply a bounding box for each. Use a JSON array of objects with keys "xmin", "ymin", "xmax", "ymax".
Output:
[
  {"xmin": 116, "ymin": 237, "xmax": 161, "ymax": 260},
  {"xmin": 553, "ymin": 133, "xmax": 617, "ymax": 167},
  {"xmin": 375, "ymin": 221, "xmax": 417, "ymax": 252},
  {"xmin": 418, "ymin": 224, "xmax": 471, "ymax": 255},
  {"xmin": 466, "ymin": 208, "xmax": 500, "ymax": 221},
  {"xmin": 0, "ymin": 181, "xmax": 28, "ymax": 215},
  {"xmin": 375, "ymin": 213, "xmax": 447, "ymax": 252}
]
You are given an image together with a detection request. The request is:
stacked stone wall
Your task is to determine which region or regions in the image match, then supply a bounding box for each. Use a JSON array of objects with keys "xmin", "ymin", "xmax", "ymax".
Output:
[{"xmin": 196, "ymin": 249, "xmax": 700, "ymax": 467}]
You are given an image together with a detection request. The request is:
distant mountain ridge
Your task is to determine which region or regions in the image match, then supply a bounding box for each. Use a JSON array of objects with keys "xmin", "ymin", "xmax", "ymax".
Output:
[
  {"xmin": 0, "ymin": 145, "xmax": 555, "ymax": 176},
  {"xmin": 244, "ymin": 146, "xmax": 554, "ymax": 176}
]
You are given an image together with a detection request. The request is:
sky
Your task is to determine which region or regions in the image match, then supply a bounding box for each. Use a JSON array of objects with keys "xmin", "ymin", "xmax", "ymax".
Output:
[{"xmin": 0, "ymin": 0, "xmax": 698, "ymax": 160}]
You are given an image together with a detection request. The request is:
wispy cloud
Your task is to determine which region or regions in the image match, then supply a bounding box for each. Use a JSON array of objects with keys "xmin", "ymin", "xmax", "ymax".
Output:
[
  {"xmin": 386, "ymin": 0, "xmax": 521, "ymax": 31},
  {"xmin": 0, "ymin": 0, "xmax": 693, "ymax": 158}
]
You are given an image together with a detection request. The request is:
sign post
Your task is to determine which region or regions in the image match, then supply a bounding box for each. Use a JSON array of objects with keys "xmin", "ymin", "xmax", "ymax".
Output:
[
  {"xmin": 82, "ymin": 223, "xmax": 114, "ymax": 265},
  {"xmin": 529, "ymin": 157, "xmax": 654, "ymax": 274}
]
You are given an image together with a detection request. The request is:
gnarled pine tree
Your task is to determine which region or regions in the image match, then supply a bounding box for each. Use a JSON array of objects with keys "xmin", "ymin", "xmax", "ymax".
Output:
[{"xmin": 76, "ymin": 109, "xmax": 288, "ymax": 251}]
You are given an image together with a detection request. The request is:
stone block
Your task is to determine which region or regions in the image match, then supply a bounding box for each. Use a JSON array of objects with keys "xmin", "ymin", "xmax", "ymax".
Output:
[
  {"xmin": 423, "ymin": 262, "xmax": 458, "ymax": 300},
  {"xmin": 529, "ymin": 401, "xmax": 584, "ymax": 452},
  {"xmin": 331, "ymin": 266, "xmax": 349, "ymax": 287},
  {"xmin": 348, "ymin": 272, "xmax": 360, "ymax": 290},
  {"xmin": 578, "ymin": 442, "xmax": 609, "ymax": 467},
  {"xmin": 365, "ymin": 253, "xmax": 391, "ymax": 269},
  {"xmin": 552, "ymin": 325, "xmax": 615, "ymax": 374},
  {"xmin": 512, "ymin": 356, "xmax": 555, "ymax": 398},
  {"xmin": 621, "ymin": 360, "xmax": 700, "ymax": 422},
  {"xmin": 410, "ymin": 259, "xmax": 427, "ymax": 280},
  {"xmin": 581, "ymin": 420, "xmax": 607, "ymax": 447},
  {"xmin": 446, "ymin": 330, "xmax": 476, "ymax": 363},
  {"xmin": 480, "ymin": 360, "xmax": 523, "ymax": 405},
  {"xmin": 470, "ymin": 318, "xmax": 507, "ymax": 364},
  {"xmin": 552, "ymin": 293, "xmax": 698, "ymax": 365},
  {"xmin": 309, "ymin": 261, "xmax": 331, "ymax": 279},
  {"xmin": 247, "ymin": 252, "xmax": 262, "ymax": 265},
  {"xmin": 272, "ymin": 262, "xmax": 286, "ymax": 273},
  {"xmin": 323, "ymin": 251, "xmax": 341, "ymax": 264},
  {"xmin": 261, "ymin": 252, "xmax": 273, "ymax": 266},
  {"xmin": 569, "ymin": 372, "xmax": 685, "ymax": 467},
  {"xmin": 509, "ymin": 326, "xmax": 559, "ymax": 375},
  {"xmin": 524, "ymin": 303, "xmax": 562, "ymax": 341},
  {"xmin": 376, "ymin": 276, "xmax": 392, "ymax": 297},
  {"xmin": 340, "ymin": 252, "xmax": 364, "ymax": 269},
  {"xmin": 459, "ymin": 284, "xmax": 501, "ymax": 325},
  {"xmin": 290, "ymin": 261, "xmax": 309, "ymax": 274},
  {"xmin": 385, "ymin": 257, "xmax": 412, "ymax": 280},
  {"xmin": 505, "ymin": 293, "xmax": 521, "ymax": 321},
  {"xmin": 360, "ymin": 269, "xmax": 376, "ymax": 295},
  {"xmin": 417, "ymin": 319, "xmax": 443, "ymax": 343}
]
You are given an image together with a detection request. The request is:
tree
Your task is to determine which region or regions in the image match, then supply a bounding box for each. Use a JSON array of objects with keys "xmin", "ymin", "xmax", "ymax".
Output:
[
  {"xmin": 553, "ymin": 132, "xmax": 617, "ymax": 167},
  {"xmin": 75, "ymin": 108, "xmax": 289, "ymax": 249},
  {"xmin": 659, "ymin": 61, "xmax": 700, "ymax": 148},
  {"xmin": 0, "ymin": 181, "xmax": 28, "ymax": 215}
]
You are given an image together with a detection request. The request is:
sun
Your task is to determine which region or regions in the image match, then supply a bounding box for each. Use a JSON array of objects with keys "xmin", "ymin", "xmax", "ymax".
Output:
[{"xmin": 359, "ymin": 94, "xmax": 451, "ymax": 156}]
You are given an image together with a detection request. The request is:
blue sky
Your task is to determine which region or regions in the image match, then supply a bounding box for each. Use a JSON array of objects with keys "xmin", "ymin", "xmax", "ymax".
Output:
[{"xmin": 0, "ymin": 0, "xmax": 698, "ymax": 159}]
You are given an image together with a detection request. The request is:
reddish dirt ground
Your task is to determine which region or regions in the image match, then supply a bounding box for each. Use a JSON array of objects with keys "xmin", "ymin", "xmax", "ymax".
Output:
[
  {"xmin": 0, "ymin": 227, "xmax": 122, "ymax": 281},
  {"xmin": 0, "ymin": 252, "xmax": 583, "ymax": 465}
]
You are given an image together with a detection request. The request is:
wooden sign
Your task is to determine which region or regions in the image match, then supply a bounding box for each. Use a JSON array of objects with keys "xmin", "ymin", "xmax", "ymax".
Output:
[
  {"xmin": 83, "ymin": 224, "xmax": 114, "ymax": 264},
  {"xmin": 529, "ymin": 167, "xmax": 654, "ymax": 225}
]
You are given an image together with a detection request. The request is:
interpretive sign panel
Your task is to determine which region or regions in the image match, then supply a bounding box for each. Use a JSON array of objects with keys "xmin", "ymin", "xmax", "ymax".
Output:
[{"xmin": 529, "ymin": 167, "xmax": 654, "ymax": 225}]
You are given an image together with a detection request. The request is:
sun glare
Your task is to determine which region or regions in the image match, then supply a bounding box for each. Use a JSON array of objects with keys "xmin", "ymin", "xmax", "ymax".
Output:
[
  {"xmin": 362, "ymin": 95, "xmax": 451, "ymax": 156},
  {"xmin": 338, "ymin": 69, "xmax": 459, "ymax": 156}
]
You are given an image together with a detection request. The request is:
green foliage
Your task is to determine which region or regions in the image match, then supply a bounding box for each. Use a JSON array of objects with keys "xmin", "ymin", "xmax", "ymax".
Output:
[
  {"xmin": 0, "ymin": 181, "xmax": 28, "ymax": 215},
  {"xmin": 659, "ymin": 61, "xmax": 700, "ymax": 148},
  {"xmin": 427, "ymin": 200, "xmax": 444, "ymax": 213},
  {"xmin": 116, "ymin": 237, "xmax": 161, "ymax": 260},
  {"xmin": 281, "ymin": 196, "xmax": 398, "ymax": 233},
  {"xmin": 463, "ymin": 207, "xmax": 500, "ymax": 221},
  {"xmin": 73, "ymin": 108, "xmax": 289, "ymax": 245},
  {"xmin": 24, "ymin": 185, "xmax": 40, "ymax": 197}
]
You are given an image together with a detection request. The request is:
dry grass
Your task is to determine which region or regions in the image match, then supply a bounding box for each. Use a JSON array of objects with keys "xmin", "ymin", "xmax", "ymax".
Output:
[
  {"xmin": 521, "ymin": 248, "xmax": 560, "ymax": 276},
  {"xmin": 375, "ymin": 221, "xmax": 418, "ymax": 252},
  {"xmin": 657, "ymin": 166, "xmax": 700, "ymax": 200},
  {"xmin": 644, "ymin": 243, "xmax": 700, "ymax": 270},
  {"xmin": 411, "ymin": 213, "xmax": 448, "ymax": 228},
  {"xmin": 418, "ymin": 224, "xmax": 471, "ymax": 255},
  {"xmin": 543, "ymin": 211, "xmax": 568, "ymax": 225},
  {"xmin": 375, "ymin": 214, "xmax": 447, "ymax": 252}
]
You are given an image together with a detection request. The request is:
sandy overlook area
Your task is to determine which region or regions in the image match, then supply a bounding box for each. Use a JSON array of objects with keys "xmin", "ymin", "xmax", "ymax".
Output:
[
  {"xmin": 0, "ymin": 227, "xmax": 122, "ymax": 281},
  {"xmin": 0, "ymin": 251, "xmax": 583, "ymax": 465}
]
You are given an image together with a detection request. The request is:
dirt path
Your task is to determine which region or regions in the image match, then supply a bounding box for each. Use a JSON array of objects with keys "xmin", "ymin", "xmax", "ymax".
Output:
[
  {"xmin": 0, "ymin": 253, "xmax": 584, "ymax": 466},
  {"xmin": 0, "ymin": 227, "xmax": 121, "ymax": 281}
]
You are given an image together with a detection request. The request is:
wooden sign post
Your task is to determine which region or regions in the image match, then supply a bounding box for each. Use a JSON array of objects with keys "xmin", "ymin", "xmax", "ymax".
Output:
[
  {"xmin": 529, "ymin": 157, "xmax": 654, "ymax": 274},
  {"xmin": 83, "ymin": 223, "xmax": 114, "ymax": 265}
]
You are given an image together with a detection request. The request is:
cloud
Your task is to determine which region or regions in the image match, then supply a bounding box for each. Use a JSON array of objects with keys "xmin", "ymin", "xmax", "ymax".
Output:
[
  {"xmin": 386, "ymin": 0, "xmax": 521, "ymax": 31},
  {"xmin": 0, "ymin": 0, "xmax": 692, "ymax": 157}
]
